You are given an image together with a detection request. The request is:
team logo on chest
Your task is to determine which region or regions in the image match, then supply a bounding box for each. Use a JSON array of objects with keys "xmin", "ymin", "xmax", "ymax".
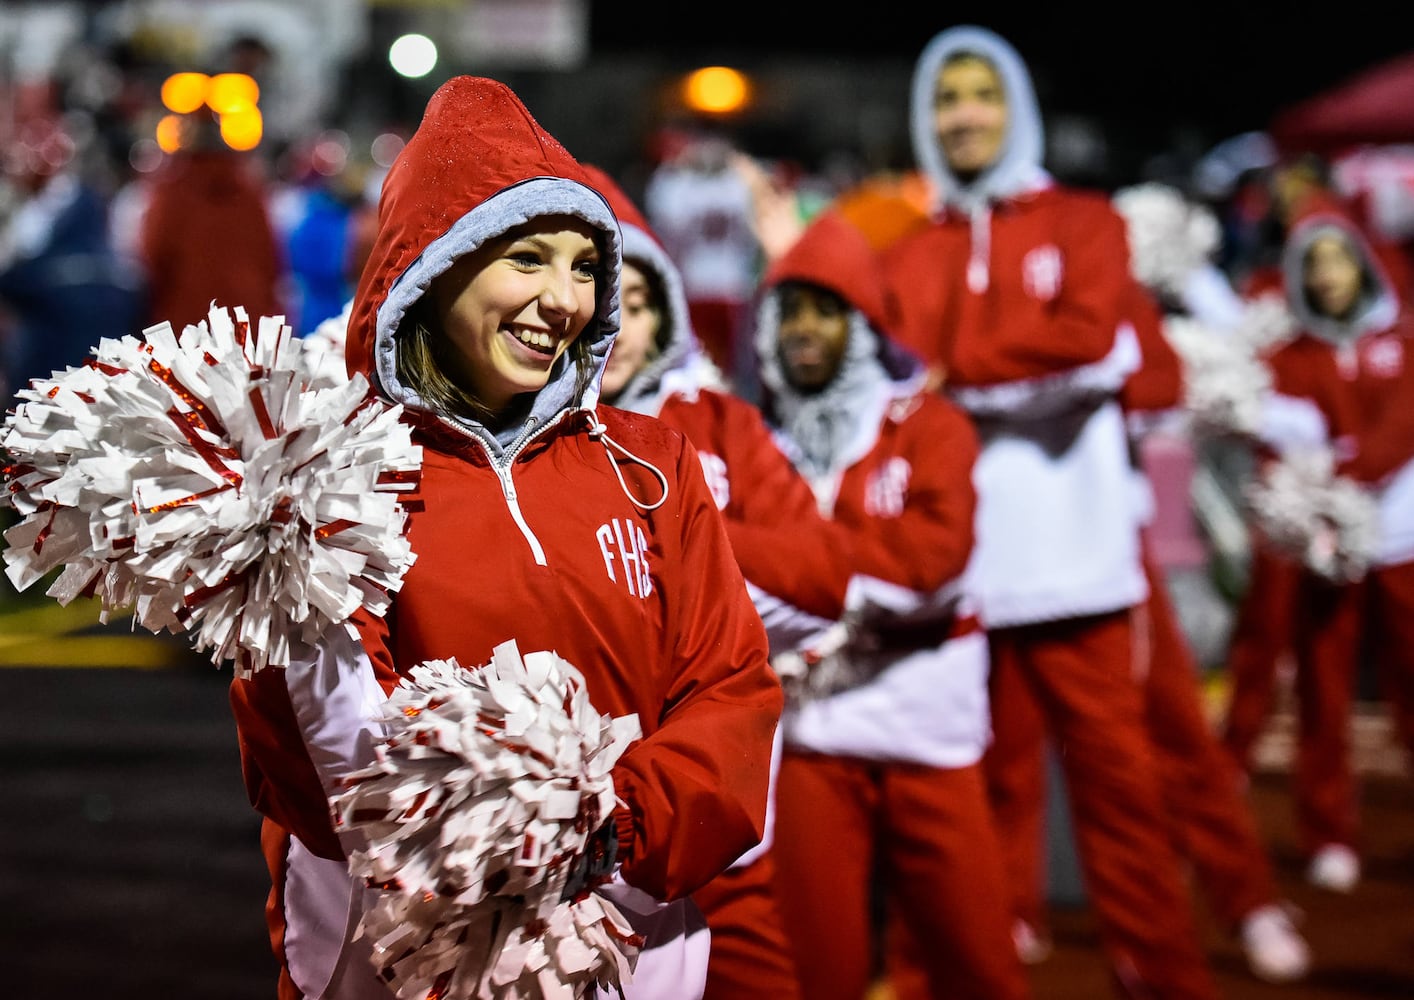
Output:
[
  {"xmin": 697, "ymin": 451, "xmax": 730, "ymax": 510},
  {"xmin": 1022, "ymin": 244, "xmax": 1063, "ymax": 301},
  {"xmin": 1363, "ymin": 335, "xmax": 1404, "ymax": 378},
  {"xmin": 597, "ymin": 518, "xmax": 653, "ymax": 598},
  {"xmin": 865, "ymin": 457, "xmax": 911, "ymax": 518}
]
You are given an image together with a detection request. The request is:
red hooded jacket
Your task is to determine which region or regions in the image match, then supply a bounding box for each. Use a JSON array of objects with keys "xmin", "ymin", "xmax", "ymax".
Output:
[
  {"xmin": 1266, "ymin": 202, "xmax": 1414, "ymax": 488},
  {"xmin": 229, "ymin": 78, "xmax": 781, "ymax": 911}
]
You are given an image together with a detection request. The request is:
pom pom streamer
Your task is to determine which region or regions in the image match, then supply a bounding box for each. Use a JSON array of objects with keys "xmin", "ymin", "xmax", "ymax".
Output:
[
  {"xmin": 1233, "ymin": 291, "xmax": 1298, "ymax": 355},
  {"xmin": 1114, "ymin": 183, "xmax": 1222, "ymax": 300},
  {"xmin": 1161, "ymin": 314, "xmax": 1274, "ymax": 436},
  {"xmin": 331, "ymin": 641, "xmax": 645, "ymax": 999},
  {"xmin": 0, "ymin": 305, "xmax": 421, "ymax": 675},
  {"xmin": 302, "ymin": 299, "xmax": 353, "ymax": 390},
  {"xmin": 1246, "ymin": 446, "xmax": 1380, "ymax": 583}
]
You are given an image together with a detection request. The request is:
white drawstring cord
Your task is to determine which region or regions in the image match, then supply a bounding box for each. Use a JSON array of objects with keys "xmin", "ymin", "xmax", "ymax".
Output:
[
  {"xmin": 585, "ymin": 410, "xmax": 670, "ymax": 511},
  {"xmin": 967, "ymin": 203, "xmax": 992, "ymax": 293}
]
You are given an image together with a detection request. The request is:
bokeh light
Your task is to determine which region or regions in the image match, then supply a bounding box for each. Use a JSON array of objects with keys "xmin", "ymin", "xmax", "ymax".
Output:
[
  {"xmin": 207, "ymin": 73, "xmax": 260, "ymax": 115},
  {"xmin": 370, "ymin": 131, "xmax": 406, "ymax": 169},
  {"xmin": 388, "ymin": 34, "xmax": 437, "ymax": 79},
  {"xmin": 154, "ymin": 113, "xmax": 185, "ymax": 153},
  {"xmin": 683, "ymin": 66, "xmax": 751, "ymax": 114},
  {"xmin": 219, "ymin": 106, "xmax": 264, "ymax": 151},
  {"xmin": 160, "ymin": 72, "xmax": 209, "ymax": 115}
]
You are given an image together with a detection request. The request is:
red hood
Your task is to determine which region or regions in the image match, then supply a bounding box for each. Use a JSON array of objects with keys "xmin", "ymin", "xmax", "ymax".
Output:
[
  {"xmin": 581, "ymin": 163, "xmax": 652, "ymax": 240},
  {"xmin": 764, "ymin": 209, "xmax": 893, "ymax": 332},
  {"xmin": 345, "ymin": 76, "xmax": 622, "ymax": 412}
]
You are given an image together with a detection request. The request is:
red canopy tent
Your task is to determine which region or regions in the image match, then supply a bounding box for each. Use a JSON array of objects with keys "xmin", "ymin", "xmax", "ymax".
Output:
[{"xmin": 1270, "ymin": 51, "xmax": 1414, "ymax": 156}]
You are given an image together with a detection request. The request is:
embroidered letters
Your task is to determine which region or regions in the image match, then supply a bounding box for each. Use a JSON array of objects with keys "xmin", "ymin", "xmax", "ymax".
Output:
[{"xmin": 596, "ymin": 518, "xmax": 653, "ymax": 598}]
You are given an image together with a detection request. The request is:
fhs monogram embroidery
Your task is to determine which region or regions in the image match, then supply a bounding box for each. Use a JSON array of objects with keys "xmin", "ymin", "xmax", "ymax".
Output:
[
  {"xmin": 697, "ymin": 451, "xmax": 730, "ymax": 511},
  {"xmin": 1022, "ymin": 244, "xmax": 1063, "ymax": 301},
  {"xmin": 864, "ymin": 457, "xmax": 911, "ymax": 518},
  {"xmin": 596, "ymin": 517, "xmax": 653, "ymax": 598}
]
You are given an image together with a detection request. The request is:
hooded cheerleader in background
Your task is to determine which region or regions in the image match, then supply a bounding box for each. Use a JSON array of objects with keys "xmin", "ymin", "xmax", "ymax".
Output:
[
  {"xmin": 751, "ymin": 208, "xmax": 1030, "ymax": 1000},
  {"xmin": 882, "ymin": 25, "xmax": 1219, "ymax": 999},
  {"xmin": 581, "ymin": 163, "xmax": 840, "ymax": 1000},
  {"xmin": 1247, "ymin": 201, "xmax": 1414, "ymax": 892}
]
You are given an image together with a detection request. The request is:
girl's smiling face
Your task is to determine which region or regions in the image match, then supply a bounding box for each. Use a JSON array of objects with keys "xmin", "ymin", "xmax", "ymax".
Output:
[{"xmin": 432, "ymin": 215, "xmax": 603, "ymax": 413}]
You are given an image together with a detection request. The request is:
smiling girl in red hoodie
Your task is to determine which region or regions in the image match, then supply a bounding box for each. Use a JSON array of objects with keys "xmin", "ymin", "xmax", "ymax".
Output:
[{"xmin": 227, "ymin": 77, "xmax": 783, "ymax": 1000}]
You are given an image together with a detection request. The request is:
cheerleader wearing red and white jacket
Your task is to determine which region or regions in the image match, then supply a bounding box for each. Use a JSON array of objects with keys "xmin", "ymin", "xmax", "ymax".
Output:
[
  {"xmin": 974, "ymin": 280, "xmax": 1310, "ymax": 984},
  {"xmin": 1219, "ymin": 178, "xmax": 1409, "ymax": 780},
  {"xmin": 227, "ymin": 77, "xmax": 783, "ymax": 1000},
  {"xmin": 756, "ymin": 209, "xmax": 1029, "ymax": 1000},
  {"xmin": 883, "ymin": 26, "xmax": 1218, "ymax": 999},
  {"xmin": 584, "ymin": 163, "xmax": 856, "ymax": 1000},
  {"xmin": 1255, "ymin": 204, "xmax": 1414, "ymax": 893}
]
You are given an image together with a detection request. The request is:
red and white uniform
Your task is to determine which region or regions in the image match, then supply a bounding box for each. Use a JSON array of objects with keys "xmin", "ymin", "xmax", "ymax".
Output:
[
  {"xmin": 757, "ymin": 209, "xmax": 1028, "ymax": 1000},
  {"xmin": 584, "ymin": 163, "xmax": 844, "ymax": 1000},
  {"xmin": 983, "ymin": 280, "xmax": 1292, "ymax": 942},
  {"xmin": 1220, "ymin": 185, "xmax": 1414, "ymax": 771},
  {"xmin": 1256, "ymin": 205, "xmax": 1414, "ymax": 858},
  {"xmin": 883, "ymin": 26, "xmax": 1218, "ymax": 1000},
  {"xmin": 228, "ymin": 78, "xmax": 782, "ymax": 1000}
]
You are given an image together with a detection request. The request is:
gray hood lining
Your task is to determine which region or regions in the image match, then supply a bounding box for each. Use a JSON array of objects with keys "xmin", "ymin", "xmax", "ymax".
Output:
[
  {"xmin": 608, "ymin": 222, "xmax": 711, "ymax": 414},
  {"xmin": 372, "ymin": 177, "xmax": 622, "ymax": 450},
  {"xmin": 1281, "ymin": 219, "xmax": 1399, "ymax": 344},
  {"xmin": 909, "ymin": 25, "xmax": 1049, "ymax": 212}
]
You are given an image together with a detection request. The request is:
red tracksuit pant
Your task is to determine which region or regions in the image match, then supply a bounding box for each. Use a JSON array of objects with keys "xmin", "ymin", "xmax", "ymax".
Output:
[
  {"xmin": 981, "ymin": 609, "xmax": 1219, "ymax": 1000},
  {"xmin": 1290, "ymin": 559, "xmax": 1414, "ymax": 854},
  {"xmin": 982, "ymin": 559, "xmax": 1284, "ymax": 934},
  {"xmin": 1220, "ymin": 539, "xmax": 1301, "ymax": 773},
  {"xmin": 1141, "ymin": 556, "xmax": 1281, "ymax": 929},
  {"xmin": 771, "ymin": 752, "xmax": 1028, "ymax": 1000},
  {"xmin": 691, "ymin": 851, "xmax": 803, "ymax": 1000}
]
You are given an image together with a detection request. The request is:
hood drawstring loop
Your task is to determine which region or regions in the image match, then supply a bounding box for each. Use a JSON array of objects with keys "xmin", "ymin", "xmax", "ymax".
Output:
[
  {"xmin": 585, "ymin": 410, "xmax": 670, "ymax": 511},
  {"xmin": 966, "ymin": 203, "xmax": 992, "ymax": 294}
]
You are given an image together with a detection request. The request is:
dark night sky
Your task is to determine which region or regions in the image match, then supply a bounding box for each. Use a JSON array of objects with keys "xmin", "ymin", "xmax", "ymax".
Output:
[{"xmin": 587, "ymin": 6, "xmax": 1412, "ymax": 155}]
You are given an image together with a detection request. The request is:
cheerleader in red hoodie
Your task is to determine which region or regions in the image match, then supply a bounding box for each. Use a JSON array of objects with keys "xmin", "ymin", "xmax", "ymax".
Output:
[
  {"xmin": 583, "ymin": 163, "xmax": 858, "ymax": 1000},
  {"xmin": 226, "ymin": 77, "xmax": 783, "ymax": 1000},
  {"xmin": 883, "ymin": 25, "xmax": 1218, "ymax": 999},
  {"xmin": 1254, "ymin": 203, "xmax": 1414, "ymax": 894},
  {"xmin": 754, "ymin": 209, "xmax": 1030, "ymax": 1000},
  {"xmin": 960, "ymin": 281, "xmax": 1311, "ymax": 986}
]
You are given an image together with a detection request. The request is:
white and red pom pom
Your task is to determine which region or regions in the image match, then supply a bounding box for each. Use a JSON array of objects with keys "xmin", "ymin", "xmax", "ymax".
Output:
[
  {"xmin": 1114, "ymin": 183, "xmax": 1222, "ymax": 300},
  {"xmin": 1234, "ymin": 291, "xmax": 1298, "ymax": 355},
  {"xmin": 302, "ymin": 300, "xmax": 353, "ymax": 389},
  {"xmin": 331, "ymin": 640, "xmax": 644, "ymax": 999},
  {"xmin": 0, "ymin": 304, "xmax": 421, "ymax": 676},
  {"xmin": 1246, "ymin": 447, "xmax": 1380, "ymax": 583},
  {"xmin": 1161, "ymin": 314, "xmax": 1273, "ymax": 436}
]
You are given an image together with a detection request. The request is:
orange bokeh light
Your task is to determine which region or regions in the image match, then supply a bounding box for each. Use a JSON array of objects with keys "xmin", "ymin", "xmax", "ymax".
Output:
[
  {"xmin": 683, "ymin": 66, "xmax": 751, "ymax": 115},
  {"xmin": 207, "ymin": 74, "xmax": 260, "ymax": 115},
  {"xmin": 219, "ymin": 106, "xmax": 264, "ymax": 151},
  {"xmin": 155, "ymin": 114, "xmax": 186, "ymax": 153},
  {"xmin": 160, "ymin": 73, "xmax": 209, "ymax": 115}
]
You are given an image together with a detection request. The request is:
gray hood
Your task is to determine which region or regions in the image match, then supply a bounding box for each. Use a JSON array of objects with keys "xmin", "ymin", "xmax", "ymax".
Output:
[
  {"xmin": 609, "ymin": 220, "xmax": 726, "ymax": 415},
  {"xmin": 909, "ymin": 24, "xmax": 1050, "ymax": 213},
  {"xmin": 1281, "ymin": 211, "xmax": 1399, "ymax": 346}
]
